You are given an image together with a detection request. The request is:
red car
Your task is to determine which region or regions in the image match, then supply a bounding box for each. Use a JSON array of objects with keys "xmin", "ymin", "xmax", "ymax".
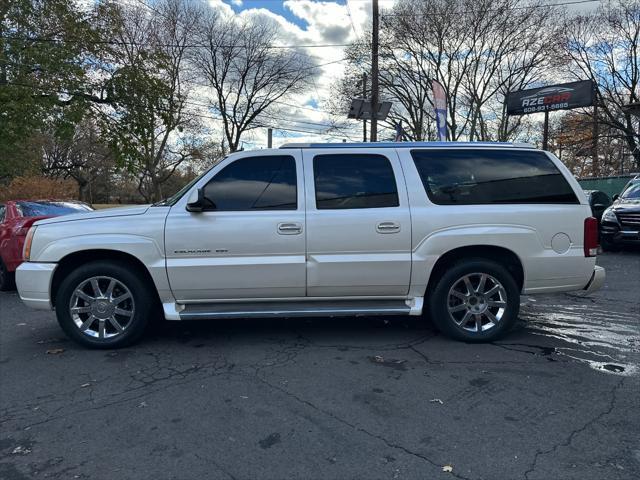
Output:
[{"xmin": 0, "ymin": 200, "xmax": 93, "ymax": 290}]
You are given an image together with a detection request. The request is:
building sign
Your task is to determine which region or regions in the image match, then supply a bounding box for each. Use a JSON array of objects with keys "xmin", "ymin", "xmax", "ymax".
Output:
[{"xmin": 506, "ymin": 80, "xmax": 595, "ymax": 116}]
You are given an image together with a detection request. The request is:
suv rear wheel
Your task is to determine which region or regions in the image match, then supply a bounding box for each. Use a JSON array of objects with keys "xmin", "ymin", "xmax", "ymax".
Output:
[
  {"xmin": 55, "ymin": 260, "xmax": 154, "ymax": 349},
  {"xmin": 428, "ymin": 259, "xmax": 519, "ymax": 342}
]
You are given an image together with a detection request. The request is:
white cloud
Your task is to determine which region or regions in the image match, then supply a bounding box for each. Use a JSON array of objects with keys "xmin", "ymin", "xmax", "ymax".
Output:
[
  {"xmin": 231, "ymin": 0, "xmax": 243, "ymax": 6},
  {"xmin": 191, "ymin": 0, "xmax": 405, "ymax": 148}
]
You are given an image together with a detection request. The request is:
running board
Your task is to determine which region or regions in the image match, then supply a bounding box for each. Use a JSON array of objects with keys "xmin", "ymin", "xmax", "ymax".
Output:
[{"xmin": 163, "ymin": 298, "xmax": 423, "ymax": 321}]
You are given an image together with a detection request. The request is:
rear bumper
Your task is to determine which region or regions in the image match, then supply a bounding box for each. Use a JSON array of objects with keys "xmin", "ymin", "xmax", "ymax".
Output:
[
  {"xmin": 583, "ymin": 265, "xmax": 605, "ymax": 295},
  {"xmin": 16, "ymin": 262, "xmax": 56, "ymax": 310}
]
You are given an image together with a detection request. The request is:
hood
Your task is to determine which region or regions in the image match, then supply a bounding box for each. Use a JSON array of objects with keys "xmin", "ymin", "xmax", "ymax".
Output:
[
  {"xmin": 34, "ymin": 205, "xmax": 151, "ymax": 226},
  {"xmin": 612, "ymin": 197, "xmax": 640, "ymax": 212}
]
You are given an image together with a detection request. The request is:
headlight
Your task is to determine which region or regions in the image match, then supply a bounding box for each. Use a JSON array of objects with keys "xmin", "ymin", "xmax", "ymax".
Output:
[
  {"xmin": 602, "ymin": 209, "xmax": 618, "ymax": 223},
  {"xmin": 23, "ymin": 226, "xmax": 37, "ymax": 261}
]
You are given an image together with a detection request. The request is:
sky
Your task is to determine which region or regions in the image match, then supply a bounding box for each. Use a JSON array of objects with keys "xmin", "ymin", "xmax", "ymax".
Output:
[
  {"xmin": 193, "ymin": 0, "xmax": 396, "ymax": 149},
  {"xmin": 193, "ymin": 0, "xmax": 602, "ymax": 150}
]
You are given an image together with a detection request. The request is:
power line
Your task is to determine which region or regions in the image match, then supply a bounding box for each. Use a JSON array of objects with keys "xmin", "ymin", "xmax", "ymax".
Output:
[
  {"xmin": 256, "ymin": 124, "xmax": 351, "ymax": 141},
  {"xmin": 3, "ymin": 80, "xmax": 359, "ymax": 140},
  {"xmin": 127, "ymin": 0, "xmax": 345, "ymax": 67},
  {"xmin": 382, "ymin": 0, "xmax": 602, "ymax": 17},
  {"xmin": 2, "ymin": 56, "xmax": 351, "ymax": 123},
  {"xmin": 345, "ymin": 0, "xmax": 360, "ymax": 40},
  {"xmin": 184, "ymin": 78, "xmax": 346, "ymax": 116},
  {"xmin": 0, "ymin": 34, "xmax": 352, "ymax": 51}
]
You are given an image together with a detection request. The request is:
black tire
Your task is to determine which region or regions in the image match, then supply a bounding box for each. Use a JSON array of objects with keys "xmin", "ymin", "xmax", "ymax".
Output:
[
  {"xmin": 428, "ymin": 258, "xmax": 520, "ymax": 342},
  {"xmin": 0, "ymin": 258, "xmax": 15, "ymax": 291},
  {"xmin": 55, "ymin": 260, "xmax": 155, "ymax": 349}
]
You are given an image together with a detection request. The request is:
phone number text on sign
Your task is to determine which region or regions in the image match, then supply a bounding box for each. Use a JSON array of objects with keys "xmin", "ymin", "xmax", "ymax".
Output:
[{"xmin": 523, "ymin": 102, "xmax": 569, "ymax": 113}]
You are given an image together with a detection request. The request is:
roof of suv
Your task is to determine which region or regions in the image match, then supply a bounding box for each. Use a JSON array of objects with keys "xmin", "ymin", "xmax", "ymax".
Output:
[{"xmin": 279, "ymin": 141, "xmax": 535, "ymax": 149}]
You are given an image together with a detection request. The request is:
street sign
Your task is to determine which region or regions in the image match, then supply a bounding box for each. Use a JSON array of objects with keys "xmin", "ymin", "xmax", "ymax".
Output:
[
  {"xmin": 348, "ymin": 98, "xmax": 392, "ymax": 120},
  {"xmin": 506, "ymin": 80, "xmax": 595, "ymax": 116}
]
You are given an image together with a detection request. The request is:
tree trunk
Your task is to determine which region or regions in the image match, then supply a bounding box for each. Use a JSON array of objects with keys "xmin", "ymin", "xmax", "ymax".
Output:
[
  {"xmin": 78, "ymin": 180, "xmax": 90, "ymax": 202},
  {"xmin": 152, "ymin": 176, "xmax": 163, "ymax": 203},
  {"xmin": 624, "ymin": 115, "xmax": 640, "ymax": 171}
]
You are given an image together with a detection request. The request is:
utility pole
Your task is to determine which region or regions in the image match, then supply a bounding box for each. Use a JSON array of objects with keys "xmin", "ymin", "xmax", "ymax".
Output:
[
  {"xmin": 267, "ymin": 128, "xmax": 273, "ymax": 148},
  {"xmin": 370, "ymin": 0, "xmax": 379, "ymax": 142},
  {"xmin": 542, "ymin": 111, "xmax": 549, "ymax": 151},
  {"xmin": 593, "ymin": 102, "xmax": 599, "ymax": 175},
  {"xmin": 362, "ymin": 73, "xmax": 367, "ymax": 142}
]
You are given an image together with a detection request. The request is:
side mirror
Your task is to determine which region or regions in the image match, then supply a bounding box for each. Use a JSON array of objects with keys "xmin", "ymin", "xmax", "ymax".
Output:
[
  {"xmin": 612, "ymin": 194, "xmax": 619, "ymax": 201},
  {"xmin": 186, "ymin": 188, "xmax": 205, "ymax": 212}
]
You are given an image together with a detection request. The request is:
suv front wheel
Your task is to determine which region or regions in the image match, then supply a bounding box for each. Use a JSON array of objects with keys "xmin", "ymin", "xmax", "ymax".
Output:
[
  {"xmin": 428, "ymin": 259, "xmax": 520, "ymax": 342},
  {"xmin": 55, "ymin": 260, "xmax": 154, "ymax": 349}
]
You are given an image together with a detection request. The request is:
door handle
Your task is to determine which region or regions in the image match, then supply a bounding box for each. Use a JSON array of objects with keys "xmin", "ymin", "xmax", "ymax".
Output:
[
  {"xmin": 278, "ymin": 222, "xmax": 303, "ymax": 235},
  {"xmin": 376, "ymin": 221, "xmax": 401, "ymax": 233}
]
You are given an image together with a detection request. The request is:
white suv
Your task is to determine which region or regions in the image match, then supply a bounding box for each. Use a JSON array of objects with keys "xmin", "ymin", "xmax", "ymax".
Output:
[{"xmin": 16, "ymin": 142, "xmax": 604, "ymax": 348}]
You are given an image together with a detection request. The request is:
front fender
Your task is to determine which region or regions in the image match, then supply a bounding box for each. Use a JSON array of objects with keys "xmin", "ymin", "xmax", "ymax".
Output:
[
  {"xmin": 35, "ymin": 233, "xmax": 164, "ymax": 265},
  {"xmin": 33, "ymin": 233, "xmax": 171, "ymax": 302}
]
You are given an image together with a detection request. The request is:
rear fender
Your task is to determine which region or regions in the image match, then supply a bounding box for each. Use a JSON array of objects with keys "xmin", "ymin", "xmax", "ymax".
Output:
[{"xmin": 409, "ymin": 225, "xmax": 536, "ymax": 297}]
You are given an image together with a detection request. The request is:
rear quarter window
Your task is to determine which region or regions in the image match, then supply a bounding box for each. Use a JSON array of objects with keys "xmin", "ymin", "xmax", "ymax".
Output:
[{"xmin": 411, "ymin": 149, "xmax": 579, "ymax": 205}]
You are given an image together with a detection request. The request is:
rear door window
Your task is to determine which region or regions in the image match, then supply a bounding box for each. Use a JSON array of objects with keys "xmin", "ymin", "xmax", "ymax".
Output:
[
  {"xmin": 411, "ymin": 149, "xmax": 578, "ymax": 205},
  {"xmin": 313, "ymin": 154, "xmax": 399, "ymax": 209}
]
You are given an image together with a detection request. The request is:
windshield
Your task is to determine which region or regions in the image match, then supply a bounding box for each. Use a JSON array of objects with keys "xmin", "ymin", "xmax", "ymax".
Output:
[
  {"xmin": 153, "ymin": 161, "xmax": 223, "ymax": 207},
  {"xmin": 620, "ymin": 182, "xmax": 640, "ymax": 200},
  {"xmin": 16, "ymin": 201, "xmax": 93, "ymax": 217}
]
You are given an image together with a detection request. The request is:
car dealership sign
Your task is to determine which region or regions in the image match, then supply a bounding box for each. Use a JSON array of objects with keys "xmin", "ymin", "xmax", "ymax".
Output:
[{"xmin": 506, "ymin": 80, "xmax": 595, "ymax": 116}]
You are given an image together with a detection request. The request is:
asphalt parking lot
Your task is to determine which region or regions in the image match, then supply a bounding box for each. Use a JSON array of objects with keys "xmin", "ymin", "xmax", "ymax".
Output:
[{"xmin": 1, "ymin": 251, "xmax": 639, "ymax": 480}]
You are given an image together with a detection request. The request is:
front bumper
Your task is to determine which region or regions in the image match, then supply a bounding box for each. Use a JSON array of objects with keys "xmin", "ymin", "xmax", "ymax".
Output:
[
  {"xmin": 601, "ymin": 219, "xmax": 640, "ymax": 245},
  {"xmin": 16, "ymin": 262, "xmax": 57, "ymax": 310},
  {"xmin": 583, "ymin": 265, "xmax": 605, "ymax": 295},
  {"xmin": 602, "ymin": 230, "xmax": 640, "ymax": 245}
]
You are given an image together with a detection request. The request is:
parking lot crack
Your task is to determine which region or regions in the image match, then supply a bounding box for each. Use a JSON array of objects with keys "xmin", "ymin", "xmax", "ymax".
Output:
[
  {"xmin": 252, "ymin": 373, "xmax": 473, "ymax": 480},
  {"xmin": 523, "ymin": 377, "xmax": 625, "ymax": 480},
  {"xmin": 193, "ymin": 452, "xmax": 238, "ymax": 480}
]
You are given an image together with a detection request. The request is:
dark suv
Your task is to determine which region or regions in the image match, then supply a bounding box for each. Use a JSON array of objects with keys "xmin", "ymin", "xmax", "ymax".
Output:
[{"xmin": 600, "ymin": 175, "xmax": 640, "ymax": 250}]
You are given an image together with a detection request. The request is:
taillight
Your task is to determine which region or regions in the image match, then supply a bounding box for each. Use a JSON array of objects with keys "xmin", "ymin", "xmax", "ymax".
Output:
[
  {"xmin": 23, "ymin": 226, "xmax": 37, "ymax": 261},
  {"xmin": 584, "ymin": 217, "xmax": 598, "ymax": 257}
]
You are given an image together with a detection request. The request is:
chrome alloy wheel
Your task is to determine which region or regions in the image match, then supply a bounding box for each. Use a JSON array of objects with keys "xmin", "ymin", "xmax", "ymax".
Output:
[
  {"xmin": 447, "ymin": 273, "xmax": 507, "ymax": 333},
  {"xmin": 69, "ymin": 276, "xmax": 135, "ymax": 339}
]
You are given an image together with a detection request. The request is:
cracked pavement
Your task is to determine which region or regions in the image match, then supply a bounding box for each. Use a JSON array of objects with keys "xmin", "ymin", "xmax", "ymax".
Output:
[{"xmin": 1, "ymin": 251, "xmax": 639, "ymax": 480}]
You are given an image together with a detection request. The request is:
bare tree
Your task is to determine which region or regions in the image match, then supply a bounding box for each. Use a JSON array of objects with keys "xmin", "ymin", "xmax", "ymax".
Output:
[
  {"xmin": 96, "ymin": 0, "xmax": 203, "ymax": 202},
  {"xmin": 553, "ymin": 111, "xmax": 632, "ymax": 176},
  {"xmin": 457, "ymin": 0, "xmax": 559, "ymax": 141},
  {"xmin": 192, "ymin": 12, "xmax": 314, "ymax": 152},
  {"xmin": 560, "ymin": 0, "xmax": 640, "ymax": 171},
  {"xmin": 334, "ymin": 0, "xmax": 560, "ymax": 142},
  {"xmin": 40, "ymin": 118, "xmax": 115, "ymax": 203}
]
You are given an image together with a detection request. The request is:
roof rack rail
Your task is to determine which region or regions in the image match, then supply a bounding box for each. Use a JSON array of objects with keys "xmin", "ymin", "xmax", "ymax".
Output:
[{"xmin": 279, "ymin": 141, "xmax": 535, "ymax": 149}]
